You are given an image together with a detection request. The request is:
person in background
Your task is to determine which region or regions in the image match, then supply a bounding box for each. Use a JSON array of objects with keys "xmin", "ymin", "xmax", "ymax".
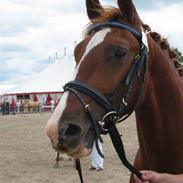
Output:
[
  {"xmin": 11, "ymin": 100, "xmax": 16, "ymax": 115},
  {"xmin": 5, "ymin": 101, "xmax": 10, "ymax": 115},
  {"xmin": 134, "ymin": 170, "xmax": 183, "ymax": 183},
  {"xmin": 20, "ymin": 101, "xmax": 24, "ymax": 113},
  {"xmin": 90, "ymin": 140, "xmax": 104, "ymax": 171},
  {"xmin": 1, "ymin": 102, "xmax": 5, "ymax": 115},
  {"xmin": 0, "ymin": 101, "xmax": 2, "ymax": 114},
  {"xmin": 50, "ymin": 100, "xmax": 55, "ymax": 113},
  {"xmin": 16, "ymin": 100, "xmax": 21, "ymax": 113}
]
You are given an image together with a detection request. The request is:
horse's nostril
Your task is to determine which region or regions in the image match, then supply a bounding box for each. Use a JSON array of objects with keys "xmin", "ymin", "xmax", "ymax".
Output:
[
  {"xmin": 58, "ymin": 123, "xmax": 82, "ymax": 143},
  {"xmin": 66, "ymin": 125, "xmax": 81, "ymax": 136},
  {"xmin": 59, "ymin": 124, "xmax": 69, "ymax": 140}
]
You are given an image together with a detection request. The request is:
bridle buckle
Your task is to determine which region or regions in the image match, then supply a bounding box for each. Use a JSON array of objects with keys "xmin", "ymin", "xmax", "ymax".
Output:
[{"xmin": 98, "ymin": 111, "xmax": 119, "ymax": 132}]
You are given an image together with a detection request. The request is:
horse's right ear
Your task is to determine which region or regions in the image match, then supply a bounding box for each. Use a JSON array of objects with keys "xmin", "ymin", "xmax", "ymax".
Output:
[
  {"xmin": 86, "ymin": 0, "xmax": 103, "ymax": 20},
  {"xmin": 117, "ymin": 0, "xmax": 141, "ymax": 29}
]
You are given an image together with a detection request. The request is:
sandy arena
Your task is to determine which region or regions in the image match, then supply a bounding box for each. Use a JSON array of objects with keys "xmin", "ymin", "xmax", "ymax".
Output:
[{"xmin": 0, "ymin": 112, "xmax": 139, "ymax": 183}]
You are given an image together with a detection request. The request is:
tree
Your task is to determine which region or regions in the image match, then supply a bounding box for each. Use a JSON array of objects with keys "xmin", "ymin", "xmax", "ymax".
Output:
[{"xmin": 173, "ymin": 48, "xmax": 183, "ymax": 65}]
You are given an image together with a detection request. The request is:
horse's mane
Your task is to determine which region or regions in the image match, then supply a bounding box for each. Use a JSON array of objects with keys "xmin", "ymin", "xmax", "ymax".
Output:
[
  {"xmin": 142, "ymin": 24, "xmax": 183, "ymax": 77},
  {"xmin": 84, "ymin": 7, "xmax": 183, "ymax": 78},
  {"xmin": 89, "ymin": 7, "xmax": 121, "ymax": 24}
]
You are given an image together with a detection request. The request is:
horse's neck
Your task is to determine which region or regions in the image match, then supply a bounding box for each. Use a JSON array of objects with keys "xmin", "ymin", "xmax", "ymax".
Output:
[{"xmin": 135, "ymin": 39, "xmax": 183, "ymax": 172}]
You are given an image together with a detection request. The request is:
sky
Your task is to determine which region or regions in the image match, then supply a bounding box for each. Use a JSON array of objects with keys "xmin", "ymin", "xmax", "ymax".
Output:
[{"xmin": 0, "ymin": 0, "xmax": 183, "ymax": 92}]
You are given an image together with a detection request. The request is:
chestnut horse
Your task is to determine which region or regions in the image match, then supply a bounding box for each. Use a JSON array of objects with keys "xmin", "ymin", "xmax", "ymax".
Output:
[{"xmin": 45, "ymin": 0, "xmax": 183, "ymax": 182}]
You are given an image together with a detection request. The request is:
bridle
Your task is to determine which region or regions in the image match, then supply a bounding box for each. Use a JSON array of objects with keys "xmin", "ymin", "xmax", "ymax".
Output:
[
  {"xmin": 63, "ymin": 21, "xmax": 148, "ymax": 182},
  {"xmin": 64, "ymin": 21, "xmax": 148, "ymax": 182}
]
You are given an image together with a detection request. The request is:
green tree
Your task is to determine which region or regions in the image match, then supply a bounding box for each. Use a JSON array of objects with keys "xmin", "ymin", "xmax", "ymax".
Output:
[{"xmin": 173, "ymin": 48, "xmax": 183, "ymax": 65}]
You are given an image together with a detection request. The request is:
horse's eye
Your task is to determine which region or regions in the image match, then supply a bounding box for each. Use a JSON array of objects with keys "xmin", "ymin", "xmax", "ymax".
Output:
[{"xmin": 114, "ymin": 49, "xmax": 127, "ymax": 58}]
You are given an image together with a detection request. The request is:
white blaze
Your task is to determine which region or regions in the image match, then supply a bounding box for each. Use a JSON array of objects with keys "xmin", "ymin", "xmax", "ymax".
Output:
[
  {"xmin": 60, "ymin": 28, "xmax": 111, "ymax": 117},
  {"xmin": 45, "ymin": 92, "xmax": 69, "ymax": 144},
  {"xmin": 48, "ymin": 92, "xmax": 69, "ymax": 124},
  {"xmin": 73, "ymin": 28, "xmax": 111, "ymax": 78}
]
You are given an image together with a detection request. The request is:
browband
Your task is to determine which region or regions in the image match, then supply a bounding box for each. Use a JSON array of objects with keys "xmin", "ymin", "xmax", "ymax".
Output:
[{"xmin": 88, "ymin": 21, "xmax": 142, "ymax": 42}]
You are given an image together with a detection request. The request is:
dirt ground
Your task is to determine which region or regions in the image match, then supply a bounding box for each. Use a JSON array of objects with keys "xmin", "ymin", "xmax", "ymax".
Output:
[{"xmin": 0, "ymin": 112, "xmax": 139, "ymax": 183}]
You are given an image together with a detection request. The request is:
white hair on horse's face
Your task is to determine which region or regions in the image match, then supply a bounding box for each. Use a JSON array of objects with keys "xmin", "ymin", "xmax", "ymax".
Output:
[
  {"xmin": 73, "ymin": 28, "xmax": 111, "ymax": 79},
  {"xmin": 49, "ymin": 92, "xmax": 69, "ymax": 124},
  {"xmin": 52, "ymin": 28, "xmax": 111, "ymax": 119},
  {"xmin": 45, "ymin": 92, "xmax": 69, "ymax": 145},
  {"xmin": 46, "ymin": 28, "xmax": 112, "ymax": 144}
]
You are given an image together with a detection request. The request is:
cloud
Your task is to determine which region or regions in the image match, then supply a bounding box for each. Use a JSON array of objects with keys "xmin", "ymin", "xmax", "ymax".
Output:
[
  {"xmin": 99, "ymin": 0, "xmax": 183, "ymax": 9},
  {"xmin": 102, "ymin": 1, "xmax": 183, "ymax": 51},
  {"xmin": 0, "ymin": 0, "xmax": 88, "ymax": 84},
  {"xmin": 5, "ymin": 58, "xmax": 37, "ymax": 73},
  {"xmin": 134, "ymin": 0, "xmax": 183, "ymax": 10},
  {"xmin": 0, "ymin": 0, "xmax": 183, "ymax": 90},
  {"xmin": 139, "ymin": 3, "xmax": 183, "ymax": 50},
  {"xmin": 0, "ymin": 2, "xmax": 47, "ymax": 37}
]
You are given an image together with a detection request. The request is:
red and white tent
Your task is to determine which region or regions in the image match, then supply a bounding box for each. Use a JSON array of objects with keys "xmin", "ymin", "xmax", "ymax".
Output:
[{"xmin": 1, "ymin": 55, "xmax": 75, "ymax": 105}]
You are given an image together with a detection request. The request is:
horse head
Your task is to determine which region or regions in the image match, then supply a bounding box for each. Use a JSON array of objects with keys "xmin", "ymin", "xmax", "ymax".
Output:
[{"xmin": 45, "ymin": 0, "xmax": 148, "ymax": 159}]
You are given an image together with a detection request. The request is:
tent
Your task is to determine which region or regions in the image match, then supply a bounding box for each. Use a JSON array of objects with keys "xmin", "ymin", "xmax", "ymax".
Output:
[{"xmin": 2, "ymin": 55, "xmax": 75, "ymax": 105}]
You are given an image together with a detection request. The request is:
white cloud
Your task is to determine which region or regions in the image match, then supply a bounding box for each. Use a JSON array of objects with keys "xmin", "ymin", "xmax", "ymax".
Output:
[
  {"xmin": 0, "ymin": 84, "xmax": 16, "ymax": 95},
  {"xmin": 0, "ymin": 0, "xmax": 88, "ymax": 85},
  {"xmin": 140, "ymin": 3, "xmax": 183, "ymax": 51},
  {"xmin": 5, "ymin": 57, "xmax": 37, "ymax": 73},
  {"xmin": 0, "ymin": 0, "xmax": 183, "ymax": 89}
]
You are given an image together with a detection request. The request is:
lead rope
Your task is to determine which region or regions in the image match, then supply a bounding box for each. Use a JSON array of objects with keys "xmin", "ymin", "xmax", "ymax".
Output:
[
  {"xmin": 108, "ymin": 123, "xmax": 143, "ymax": 181},
  {"xmin": 75, "ymin": 126, "xmax": 143, "ymax": 183},
  {"xmin": 64, "ymin": 86, "xmax": 143, "ymax": 183},
  {"xmin": 75, "ymin": 159, "xmax": 84, "ymax": 183}
]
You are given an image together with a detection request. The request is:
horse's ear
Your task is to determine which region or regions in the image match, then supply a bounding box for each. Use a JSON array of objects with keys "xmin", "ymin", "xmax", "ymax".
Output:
[
  {"xmin": 117, "ymin": 0, "xmax": 141, "ymax": 28},
  {"xmin": 86, "ymin": 0, "xmax": 103, "ymax": 20}
]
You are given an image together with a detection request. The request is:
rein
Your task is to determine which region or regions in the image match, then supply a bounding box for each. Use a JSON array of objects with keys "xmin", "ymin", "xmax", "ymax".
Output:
[{"xmin": 64, "ymin": 21, "xmax": 148, "ymax": 182}]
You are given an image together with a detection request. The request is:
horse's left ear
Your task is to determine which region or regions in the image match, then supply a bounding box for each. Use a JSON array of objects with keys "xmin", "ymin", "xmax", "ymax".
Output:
[
  {"xmin": 117, "ymin": 0, "xmax": 141, "ymax": 29},
  {"xmin": 86, "ymin": 0, "xmax": 103, "ymax": 20}
]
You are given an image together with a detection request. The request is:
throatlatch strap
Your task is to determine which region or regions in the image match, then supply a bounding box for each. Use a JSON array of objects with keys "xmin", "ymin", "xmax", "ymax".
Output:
[
  {"xmin": 108, "ymin": 124, "xmax": 143, "ymax": 181},
  {"xmin": 75, "ymin": 159, "xmax": 84, "ymax": 183}
]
